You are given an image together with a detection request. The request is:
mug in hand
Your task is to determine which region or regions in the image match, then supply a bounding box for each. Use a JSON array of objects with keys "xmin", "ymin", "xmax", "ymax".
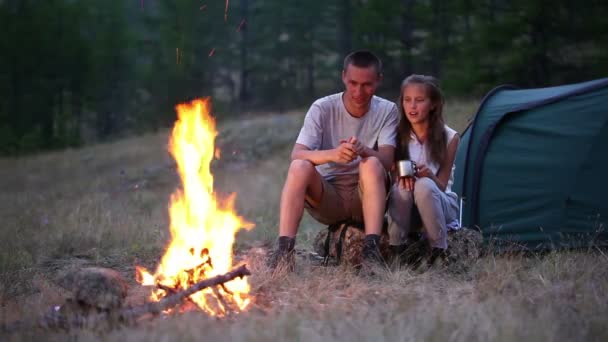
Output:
[{"xmin": 397, "ymin": 160, "xmax": 417, "ymax": 178}]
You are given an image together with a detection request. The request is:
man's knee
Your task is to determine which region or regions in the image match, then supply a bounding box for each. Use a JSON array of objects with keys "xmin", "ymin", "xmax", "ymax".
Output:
[
  {"xmin": 359, "ymin": 156, "xmax": 384, "ymax": 179},
  {"xmin": 288, "ymin": 159, "xmax": 316, "ymax": 179}
]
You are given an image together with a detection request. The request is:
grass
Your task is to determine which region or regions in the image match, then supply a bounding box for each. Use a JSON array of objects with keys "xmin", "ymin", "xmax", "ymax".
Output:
[{"xmin": 1, "ymin": 99, "xmax": 607, "ymax": 341}]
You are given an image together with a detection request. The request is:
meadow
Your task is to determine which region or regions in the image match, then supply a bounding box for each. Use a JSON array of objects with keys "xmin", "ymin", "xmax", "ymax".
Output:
[{"xmin": 1, "ymin": 99, "xmax": 607, "ymax": 341}]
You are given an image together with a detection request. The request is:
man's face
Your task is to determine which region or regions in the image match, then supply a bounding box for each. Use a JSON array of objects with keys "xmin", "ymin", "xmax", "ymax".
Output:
[{"xmin": 342, "ymin": 64, "xmax": 381, "ymax": 111}]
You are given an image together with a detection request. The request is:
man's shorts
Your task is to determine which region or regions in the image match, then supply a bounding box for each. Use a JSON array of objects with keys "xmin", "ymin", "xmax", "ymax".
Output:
[{"xmin": 304, "ymin": 174, "xmax": 363, "ymax": 225}]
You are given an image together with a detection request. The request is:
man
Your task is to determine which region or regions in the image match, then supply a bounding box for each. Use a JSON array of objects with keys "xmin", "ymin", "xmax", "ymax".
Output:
[{"xmin": 268, "ymin": 50, "xmax": 399, "ymax": 271}]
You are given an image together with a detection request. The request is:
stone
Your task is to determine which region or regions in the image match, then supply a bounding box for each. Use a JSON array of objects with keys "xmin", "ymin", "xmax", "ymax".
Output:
[
  {"xmin": 312, "ymin": 224, "xmax": 483, "ymax": 271},
  {"xmin": 57, "ymin": 267, "xmax": 128, "ymax": 310}
]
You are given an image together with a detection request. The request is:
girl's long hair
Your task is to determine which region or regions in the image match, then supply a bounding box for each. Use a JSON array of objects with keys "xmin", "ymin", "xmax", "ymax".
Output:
[{"xmin": 395, "ymin": 74, "xmax": 447, "ymax": 165}]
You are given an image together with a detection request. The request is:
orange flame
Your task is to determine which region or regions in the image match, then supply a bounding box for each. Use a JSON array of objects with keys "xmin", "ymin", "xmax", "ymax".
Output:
[{"xmin": 136, "ymin": 98, "xmax": 254, "ymax": 315}]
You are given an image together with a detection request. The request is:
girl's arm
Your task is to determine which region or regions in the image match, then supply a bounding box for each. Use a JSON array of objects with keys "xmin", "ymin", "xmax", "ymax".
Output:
[{"xmin": 419, "ymin": 134, "xmax": 460, "ymax": 192}]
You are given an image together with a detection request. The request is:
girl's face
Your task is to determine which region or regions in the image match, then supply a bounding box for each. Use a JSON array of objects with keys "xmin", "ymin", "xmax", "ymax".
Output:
[{"xmin": 402, "ymin": 83, "xmax": 435, "ymax": 126}]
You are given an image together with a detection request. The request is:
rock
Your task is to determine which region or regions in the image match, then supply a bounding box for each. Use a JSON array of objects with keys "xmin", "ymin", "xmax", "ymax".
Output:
[
  {"xmin": 312, "ymin": 224, "xmax": 391, "ymax": 266},
  {"xmin": 444, "ymin": 228, "xmax": 483, "ymax": 274},
  {"xmin": 312, "ymin": 224, "xmax": 483, "ymax": 271},
  {"xmin": 57, "ymin": 267, "xmax": 128, "ymax": 310}
]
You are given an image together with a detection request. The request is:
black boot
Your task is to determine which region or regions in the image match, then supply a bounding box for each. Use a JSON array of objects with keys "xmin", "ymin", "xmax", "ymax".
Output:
[
  {"xmin": 389, "ymin": 244, "xmax": 407, "ymax": 266},
  {"xmin": 427, "ymin": 247, "xmax": 447, "ymax": 268},
  {"xmin": 267, "ymin": 236, "xmax": 296, "ymax": 271},
  {"xmin": 359, "ymin": 234, "xmax": 386, "ymax": 275}
]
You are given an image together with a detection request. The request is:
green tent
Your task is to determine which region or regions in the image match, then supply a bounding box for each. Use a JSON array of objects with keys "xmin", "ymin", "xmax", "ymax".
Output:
[{"xmin": 453, "ymin": 77, "xmax": 608, "ymax": 249}]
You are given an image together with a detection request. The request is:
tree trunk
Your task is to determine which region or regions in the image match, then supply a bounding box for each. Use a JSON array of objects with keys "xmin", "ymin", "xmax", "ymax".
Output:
[
  {"xmin": 238, "ymin": 0, "xmax": 249, "ymax": 105},
  {"xmin": 400, "ymin": 0, "xmax": 416, "ymax": 77},
  {"xmin": 338, "ymin": 0, "xmax": 352, "ymax": 68}
]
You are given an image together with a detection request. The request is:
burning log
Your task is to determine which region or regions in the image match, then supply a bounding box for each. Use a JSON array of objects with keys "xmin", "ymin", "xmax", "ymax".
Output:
[
  {"xmin": 124, "ymin": 264, "xmax": 250, "ymax": 319},
  {"xmin": 1, "ymin": 265, "xmax": 251, "ymax": 334}
]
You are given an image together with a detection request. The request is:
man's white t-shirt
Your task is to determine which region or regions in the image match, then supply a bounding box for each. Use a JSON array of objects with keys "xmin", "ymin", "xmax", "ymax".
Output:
[{"xmin": 296, "ymin": 92, "xmax": 399, "ymax": 181}]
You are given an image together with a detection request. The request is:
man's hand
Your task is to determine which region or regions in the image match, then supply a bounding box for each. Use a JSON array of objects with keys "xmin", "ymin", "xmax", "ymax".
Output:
[
  {"xmin": 345, "ymin": 136, "xmax": 367, "ymax": 157},
  {"xmin": 333, "ymin": 141, "xmax": 358, "ymax": 164}
]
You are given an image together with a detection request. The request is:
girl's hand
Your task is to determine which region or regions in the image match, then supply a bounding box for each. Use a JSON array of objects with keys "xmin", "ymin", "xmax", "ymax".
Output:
[
  {"xmin": 415, "ymin": 164, "xmax": 433, "ymax": 179},
  {"xmin": 398, "ymin": 176, "xmax": 416, "ymax": 191}
]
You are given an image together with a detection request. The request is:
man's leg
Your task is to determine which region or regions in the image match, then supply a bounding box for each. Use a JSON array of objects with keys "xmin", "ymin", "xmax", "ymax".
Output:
[
  {"xmin": 279, "ymin": 159, "xmax": 324, "ymax": 237},
  {"xmin": 358, "ymin": 156, "xmax": 387, "ymax": 235},
  {"xmin": 268, "ymin": 159, "xmax": 324, "ymax": 270},
  {"xmin": 358, "ymin": 156, "xmax": 388, "ymax": 269}
]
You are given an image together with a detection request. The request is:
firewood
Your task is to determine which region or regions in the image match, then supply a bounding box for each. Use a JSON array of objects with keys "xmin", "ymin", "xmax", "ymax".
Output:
[{"xmin": 2, "ymin": 264, "xmax": 251, "ymax": 333}]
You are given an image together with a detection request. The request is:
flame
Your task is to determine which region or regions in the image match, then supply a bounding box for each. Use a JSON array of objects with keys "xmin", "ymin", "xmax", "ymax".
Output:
[{"xmin": 137, "ymin": 98, "xmax": 254, "ymax": 316}]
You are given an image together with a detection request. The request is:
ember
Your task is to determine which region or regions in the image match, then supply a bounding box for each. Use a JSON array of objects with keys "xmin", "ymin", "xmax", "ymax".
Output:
[{"xmin": 136, "ymin": 99, "xmax": 254, "ymax": 316}]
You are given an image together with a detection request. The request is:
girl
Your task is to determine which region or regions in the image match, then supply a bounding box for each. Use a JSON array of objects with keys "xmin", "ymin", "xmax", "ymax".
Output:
[{"xmin": 388, "ymin": 74, "xmax": 460, "ymax": 266}]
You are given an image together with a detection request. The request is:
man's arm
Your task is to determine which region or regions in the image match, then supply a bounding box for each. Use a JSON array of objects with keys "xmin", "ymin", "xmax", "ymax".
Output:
[{"xmin": 291, "ymin": 143, "xmax": 358, "ymax": 165}]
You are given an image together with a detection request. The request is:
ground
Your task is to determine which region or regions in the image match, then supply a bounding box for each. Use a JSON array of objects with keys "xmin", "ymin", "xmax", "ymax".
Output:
[{"xmin": 1, "ymin": 100, "xmax": 607, "ymax": 341}]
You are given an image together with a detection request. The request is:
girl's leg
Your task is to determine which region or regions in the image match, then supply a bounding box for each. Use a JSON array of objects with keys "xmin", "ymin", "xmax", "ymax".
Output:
[
  {"xmin": 387, "ymin": 183, "xmax": 415, "ymax": 246},
  {"xmin": 413, "ymin": 178, "xmax": 458, "ymax": 249}
]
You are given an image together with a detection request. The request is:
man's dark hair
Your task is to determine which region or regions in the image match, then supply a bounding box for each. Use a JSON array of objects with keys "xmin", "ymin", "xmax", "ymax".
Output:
[{"xmin": 343, "ymin": 50, "xmax": 382, "ymax": 75}]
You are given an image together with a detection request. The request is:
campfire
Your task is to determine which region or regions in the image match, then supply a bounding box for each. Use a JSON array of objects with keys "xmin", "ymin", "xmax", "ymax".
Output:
[{"xmin": 136, "ymin": 98, "xmax": 254, "ymax": 316}]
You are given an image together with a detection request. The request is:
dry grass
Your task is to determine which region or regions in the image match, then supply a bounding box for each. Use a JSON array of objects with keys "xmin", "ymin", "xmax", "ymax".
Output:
[{"xmin": 1, "ymin": 101, "xmax": 607, "ymax": 341}]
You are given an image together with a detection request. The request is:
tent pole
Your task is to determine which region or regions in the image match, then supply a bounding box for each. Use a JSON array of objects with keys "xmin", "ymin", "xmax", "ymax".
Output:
[{"xmin": 459, "ymin": 197, "xmax": 464, "ymax": 228}]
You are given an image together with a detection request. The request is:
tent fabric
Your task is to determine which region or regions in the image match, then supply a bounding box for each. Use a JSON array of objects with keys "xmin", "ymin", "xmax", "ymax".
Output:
[{"xmin": 453, "ymin": 77, "xmax": 608, "ymax": 249}]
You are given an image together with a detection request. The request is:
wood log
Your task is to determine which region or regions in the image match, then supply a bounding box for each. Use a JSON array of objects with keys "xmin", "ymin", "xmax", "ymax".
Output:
[
  {"xmin": 2, "ymin": 264, "xmax": 251, "ymax": 333},
  {"xmin": 312, "ymin": 223, "xmax": 482, "ymax": 270},
  {"xmin": 56, "ymin": 267, "xmax": 128, "ymax": 310},
  {"xmin": 312, "ymin": 224, "xmax": 391, "ymax": 266}
]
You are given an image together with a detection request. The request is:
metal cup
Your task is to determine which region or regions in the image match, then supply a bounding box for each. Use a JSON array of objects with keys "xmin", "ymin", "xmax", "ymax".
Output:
[{"xmin": 397, "ymin": 160, "xmax": 417, "ymax": 178}]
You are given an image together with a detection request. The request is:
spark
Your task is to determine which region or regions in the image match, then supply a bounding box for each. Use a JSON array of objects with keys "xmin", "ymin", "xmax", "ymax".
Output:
[
  {"xmin": 224, "ymin": 0, "xmax": 229, "ymax": 21},
  {"xmin": 209, "ymin": 48, "xmax": 215, "ymax": 57},
  {"xmin": 236, "ymin": 19, "xmax": 246, "ymax": 32}
]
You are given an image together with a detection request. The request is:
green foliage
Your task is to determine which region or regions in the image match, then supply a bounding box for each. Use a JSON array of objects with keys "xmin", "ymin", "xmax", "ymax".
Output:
[{"xmin": 1, "ymin": 0, "xmax": 607, "ymax": 154}]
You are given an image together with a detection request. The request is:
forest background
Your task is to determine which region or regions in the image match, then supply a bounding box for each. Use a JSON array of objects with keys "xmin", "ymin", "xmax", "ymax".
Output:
[{"xmin": 1, "ymin": 0, "xmax": 607, "ymax": 154}]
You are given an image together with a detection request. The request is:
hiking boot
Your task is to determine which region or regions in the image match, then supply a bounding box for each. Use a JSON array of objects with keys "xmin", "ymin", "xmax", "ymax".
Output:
[
  {"xmin": 388, "ymin": 244, "xmax": 408, "ymax": 266},
  {"xmin": 427, "ymin": 247, "xmax": 448, "ymax": 268},
  {"xmin": 390, "ymin": 242, "xmax": 429, "ymax": 269},
  {"xmin": 358, "ymin": 235, "xmax": 387, "ymax": 275},
  {"xmin": 266, "ymin": 236, "xmax": 296, "ymax": 272},
  {"xmin": 266, "ymin": 248, "xmax": 295, "ymax": 272}
]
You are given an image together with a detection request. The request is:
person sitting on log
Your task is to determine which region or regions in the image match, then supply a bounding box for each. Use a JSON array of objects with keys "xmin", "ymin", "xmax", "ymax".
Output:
[
  {"xmin": 267, "ymin": 50, "xmax": 399, "ymax": 272},
  {"xmin": 387, "ymin": 74, "xmax": 460, "ymax": 266}
]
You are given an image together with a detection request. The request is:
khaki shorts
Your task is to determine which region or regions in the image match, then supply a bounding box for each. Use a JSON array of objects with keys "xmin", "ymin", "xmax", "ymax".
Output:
[
  {"xmin": 305, "ymin": 170, "xmax": 391, "ymax": 225},
  {"xmin": 304, "ymin": 174, "xmax": 363, "ymax": 225}
]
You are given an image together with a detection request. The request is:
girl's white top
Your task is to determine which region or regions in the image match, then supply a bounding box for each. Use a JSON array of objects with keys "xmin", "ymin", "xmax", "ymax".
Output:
[
  {"xmin": 408, "ymin": 124, "xmax": 458, "ymax": 197},
  {"xmin": 408, "ymin": 124, "xmax": 460, "ymax": 229}
]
